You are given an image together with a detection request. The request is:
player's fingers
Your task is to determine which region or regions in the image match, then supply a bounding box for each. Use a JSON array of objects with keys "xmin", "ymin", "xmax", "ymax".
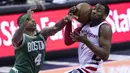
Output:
[
  {"xmin": 73, "ymin": 31, "xmax": 80, "ymax": 36},
  {"xmin": 27, "ymin": 6, "xmax": 37, "ymax": 19},
  {"xmin": 68, "ymin": 6, "xmax": 74, "ymax": 14},
  {"xmin": 70, "ymin": 35, "xmax": 77, "ymax": 41},
  {"xmin": 27, "ymin": 6, "xmax": 37, "ymax": 15},
  {"xmin": 64, "ymin": 19, "xmax": 69, "ymax": 23},
  {"xmin": 72, "ymin": 38, "xmax": 77, "ymax": 42},
  {"xmin": 64, "ymin": 15, "xmax": 72, "ymax": 23},
  {"xmin": 70, "ymin": 33, "xmax": 79, "ymax": 42},
  {"xmin": 69, "ymin": 6, "xmax": 78, "ymax": 15},
  {"xmin": 68, "ymin": 15, "xmax": 73, "ymax": 20},
  {"xmin": 70, "ymin": 32, "xmax": 75, "ymax": 37},
  {"xmin": 70, "ymin": 32, "xmax": 79, "ymax": 38},
  {"xmin": 29, "ymin": 6, "xmax": 37, "ymax": 11},
  {"xmin": 71, "ymin": 36, "xmax": 78, "ymax": 42},
  {"xmin": 68, "ymin": 13, "xmax": 78, "ymax": 20},
  {"xmin": 72, "ymin": 15, "xmax": 78, "ymax": 19}
]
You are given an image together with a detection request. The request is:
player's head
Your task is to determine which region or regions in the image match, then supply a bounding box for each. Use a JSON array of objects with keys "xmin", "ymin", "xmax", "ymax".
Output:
[
  {"xmin": 17, "ymin": 14, "xmax": 36, "ymax": 31},
  {"xmin": 90, "ymin": 3, "xmax": 110, "ymax": 21}
]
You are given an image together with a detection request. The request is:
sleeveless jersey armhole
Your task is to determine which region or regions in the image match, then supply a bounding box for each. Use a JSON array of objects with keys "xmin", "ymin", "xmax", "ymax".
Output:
[
  {"xmin": 39, "ymin": 34, "xmax": 46, "ymax": 45},
  {"xmin": 14, "ymin": 34, "xmax": 25, "ymax": 50},
  {"xmin": 98, "ymin": 22, "xmax": 107, "ymax": 37}
]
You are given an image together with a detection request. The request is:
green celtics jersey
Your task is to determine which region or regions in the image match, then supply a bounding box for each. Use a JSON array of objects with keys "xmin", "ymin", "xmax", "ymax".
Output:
[{"xmin": 14, "ymin": 33, "xmax": 46, "ymax": 73}]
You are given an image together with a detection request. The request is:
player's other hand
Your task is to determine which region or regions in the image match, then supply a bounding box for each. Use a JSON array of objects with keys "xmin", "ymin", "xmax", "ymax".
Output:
[
  {"xmin": 70, "ymin": 30, "xmax": 88, "ymax": 43},
  {"xmin": 27, "ymin": 6, "xmax": 37, "ymax": 20}
]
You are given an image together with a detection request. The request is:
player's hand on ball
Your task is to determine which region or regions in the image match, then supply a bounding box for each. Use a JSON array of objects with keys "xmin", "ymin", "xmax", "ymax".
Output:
[
  {"xmin": 68, "ymin": 6, "xmax": 78, "ymax": 15},
  {"xmin": 63, "ymin": 15, "xmax": 73, "ymax": 24},
  {"xmin": 68, "ymin": 6, "xmax": 78, "ymax": 19}
]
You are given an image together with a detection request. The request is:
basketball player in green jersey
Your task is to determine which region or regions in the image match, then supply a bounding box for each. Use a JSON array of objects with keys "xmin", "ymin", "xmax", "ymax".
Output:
[{"xmin": 9, "ymin": 6, "xmax": 71, "ymax": 73}]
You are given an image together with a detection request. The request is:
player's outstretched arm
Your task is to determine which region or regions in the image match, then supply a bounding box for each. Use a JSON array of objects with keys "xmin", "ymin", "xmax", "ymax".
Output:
[
  {"xmin": 12, "ymin": 20, "xmax": 28, "ymax": 47},
  {"xmin": 64, "ymin": 6, "xmax": 79, "ymax": 46},
  {"xmin": 40, "ymin": 15, "xmax": 70, "ymax": 39},
  {"xmin": 12, "ymin": 7, "xmax": 36, "ymax": 47}
]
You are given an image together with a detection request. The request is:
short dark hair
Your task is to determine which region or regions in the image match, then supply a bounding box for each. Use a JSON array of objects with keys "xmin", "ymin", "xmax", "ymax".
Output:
[{"xmin": 101, "ymin": 4, "xmax": 110, "ymax": 15}]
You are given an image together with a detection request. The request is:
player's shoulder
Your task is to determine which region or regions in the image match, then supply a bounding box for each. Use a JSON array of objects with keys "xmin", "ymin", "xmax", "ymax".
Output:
[
  {"xmin": 100, "ymin": 23, "xmax": 111, "ymax": 30},
  {"xmin": 100, "ymin": 23, "xmax": 112, "ymax": 35},
  {"xmin": 38, "ymin": 33, "xmax": 47, "ymax": 41}
]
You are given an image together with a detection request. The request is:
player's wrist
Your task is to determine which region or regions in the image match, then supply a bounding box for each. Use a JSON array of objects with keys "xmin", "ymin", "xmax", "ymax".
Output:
[
  {"xmin": 19, "ymin": 21, "xmax": 28, "ymax": 31},
  {"xmin": 19, "ymin": 25, "xmax": 26, "ymax": 31},
  {"xmin": 83, "ymin": 38, "xmax": 90, "ymax": 44}
]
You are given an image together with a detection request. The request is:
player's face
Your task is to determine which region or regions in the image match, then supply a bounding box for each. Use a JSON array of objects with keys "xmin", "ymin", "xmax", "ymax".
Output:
[
  {"xmin": 90, "ymin": 4, "xmax": 105, "ymax": 21},
  {"xmin": 25, "ymin": 18, "xmax": 36, "ymax": 31}
]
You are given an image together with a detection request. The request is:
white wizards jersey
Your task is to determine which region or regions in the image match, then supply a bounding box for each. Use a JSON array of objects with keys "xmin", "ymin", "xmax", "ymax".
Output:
[{"xmin": 78, "ymin": 22, "xmax": 105, "ymax": 67}]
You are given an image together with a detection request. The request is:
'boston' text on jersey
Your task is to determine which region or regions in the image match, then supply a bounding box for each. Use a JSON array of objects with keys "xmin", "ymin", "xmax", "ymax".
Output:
[{"xmin": 27, "ymin": 41, "xmax": 44, "ymax": 52}]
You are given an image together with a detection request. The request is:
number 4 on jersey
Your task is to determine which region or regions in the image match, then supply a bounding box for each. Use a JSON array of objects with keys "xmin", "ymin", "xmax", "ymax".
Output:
[{"xmin": 35, "ymin": 54, "xmax": 42, "ymax": 66}]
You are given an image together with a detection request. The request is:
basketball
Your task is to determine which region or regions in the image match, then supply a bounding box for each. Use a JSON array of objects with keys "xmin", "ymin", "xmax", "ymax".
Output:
[{"xmin": 75, "ymin": 3, "xmax": 92, "ymax": 24}]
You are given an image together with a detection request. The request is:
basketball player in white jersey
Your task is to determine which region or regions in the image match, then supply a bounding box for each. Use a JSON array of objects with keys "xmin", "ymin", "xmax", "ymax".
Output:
[{"xmin": 64, "ymin": 3, "xmax": 112, "ymax": 73}]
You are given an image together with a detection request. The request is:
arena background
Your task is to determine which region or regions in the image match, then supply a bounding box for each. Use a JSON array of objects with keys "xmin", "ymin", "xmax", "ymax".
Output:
[{"xmin": 0, "ymin": 0, "xmax": 130, "ymax": 73}]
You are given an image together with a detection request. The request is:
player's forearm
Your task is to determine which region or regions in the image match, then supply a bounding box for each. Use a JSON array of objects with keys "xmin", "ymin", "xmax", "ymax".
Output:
[
  {"xmin": 54, "ymin": 19, "xmax": 67, "ymax": 31},
  {"xmin": 84, "ymin": 40, "xmax": 109, "ymax": 61},
  {"xmin": 64, "ymin": 23, "xmax": 74, "ymax": 45},
  {"xmin": 12, "ymin": 25, "xmax": 25, "ymax": 45},
  {"xmin": 49, "ymin": 19, "xmax": 67, "ymax": 35},
  {"xmin": 41, "ymin": 19, "xmax": 67, "ymax": 38}
]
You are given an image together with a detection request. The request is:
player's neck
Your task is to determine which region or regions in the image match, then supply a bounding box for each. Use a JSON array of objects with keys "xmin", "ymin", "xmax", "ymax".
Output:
[
  {"xmin": 89, "ymin": 19, "xmax": 103, "ymax": 27},
  {"xmin": 25, "ymin": 30, "xmax": 36, "ymax": 36}
]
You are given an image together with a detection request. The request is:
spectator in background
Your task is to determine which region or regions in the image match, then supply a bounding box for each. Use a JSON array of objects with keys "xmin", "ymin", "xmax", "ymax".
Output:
[
  {"xmin": 27, "ymin": 0, "xmax": 45, "ymax": 5},
  {"xmin": 0, "ymin": 0, "xmax": 27, "ymax": 6},
  {"xmin": 52, "ymin": 0, "xmax": 85, "ymax": 4},
  {"xmin": 13, "ymin": 0, "xmax": 26, "ymax": 4},
  {"xmin": 45, "ymin": 0, "xmax": 53, "ymax": 3},
  {"xmin": 0, "ymin": 0, "xmax": 14, "ymax": 6},
  {"xmin": 0, "ymin": 0, "xmax": 8, "ymax": 6}
]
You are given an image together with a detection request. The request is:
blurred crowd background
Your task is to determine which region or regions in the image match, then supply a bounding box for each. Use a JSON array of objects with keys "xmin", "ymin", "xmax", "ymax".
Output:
[
  {"xmin": 0, "ymin": 0, "xmax": 128, "ymax": 6},
  {"xmin": 0, "ymin": 0, "xmax": 84, "ymax": 6}
]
